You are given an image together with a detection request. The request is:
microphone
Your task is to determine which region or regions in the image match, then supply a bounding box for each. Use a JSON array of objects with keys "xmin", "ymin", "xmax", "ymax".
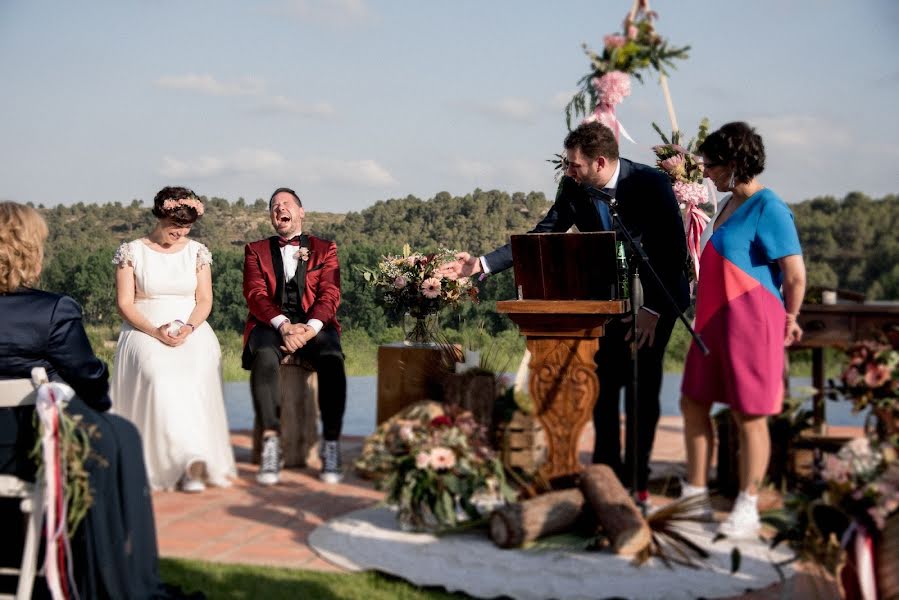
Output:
[{"xmin": 583, "ymin": 184, "xmax": 617, "ymax": 208}]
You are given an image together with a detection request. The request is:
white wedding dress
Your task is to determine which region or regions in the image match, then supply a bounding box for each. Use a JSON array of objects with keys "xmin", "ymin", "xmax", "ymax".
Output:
[{"xmin": 110, "ymin": 239, "xmax": 236, "ymax": 491}]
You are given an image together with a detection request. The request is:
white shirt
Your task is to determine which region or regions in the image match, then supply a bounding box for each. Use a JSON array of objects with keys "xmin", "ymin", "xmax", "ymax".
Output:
[{"xmin": 269, "ymin": 235, "xmax": 324, "ymax": 335}]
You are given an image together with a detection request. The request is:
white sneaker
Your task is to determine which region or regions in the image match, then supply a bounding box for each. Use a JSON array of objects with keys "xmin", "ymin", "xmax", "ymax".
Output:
[
  {"xmin": 319, "ymin": 440, "xmax": 343, "ymax": 484},
  {"xmin": 257, "ymin": 435, "xmax": 282, "ymax": 486},
  {"xmin": 678, "ymin": 483, "xmax": 712, "ymax": 519},
  {"xmin": 717, "ymin": 492, "xmax": 761, "ymax": 538}
]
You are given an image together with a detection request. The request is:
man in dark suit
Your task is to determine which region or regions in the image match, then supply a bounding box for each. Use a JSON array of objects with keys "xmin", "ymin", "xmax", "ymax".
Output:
[
  {"xmin": 242, "ymin": 187, "xmax": 346, "ymax": 485},
  {"xmin": 440, "ymin": 122, "xmax": 689, "ymax": 509}
]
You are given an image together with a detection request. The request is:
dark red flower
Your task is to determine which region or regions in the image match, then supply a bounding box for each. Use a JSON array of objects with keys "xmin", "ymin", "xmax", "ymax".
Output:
[{"xmin": 430, "ymin": 415, "xmax": 452, "ymax": 428}]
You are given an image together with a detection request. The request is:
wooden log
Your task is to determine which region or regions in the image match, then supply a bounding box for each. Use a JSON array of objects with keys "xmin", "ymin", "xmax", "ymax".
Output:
[
  {"xmin": 488, "ymin": 488, "xmax": 585, "ymax": 548},
  {"xmin": 252, "ymin": 356, "xmax": 320, "ymax": 468},
  {"xmin": 580, "ymin": 465, "xmax": 650, "ymax": 555}
]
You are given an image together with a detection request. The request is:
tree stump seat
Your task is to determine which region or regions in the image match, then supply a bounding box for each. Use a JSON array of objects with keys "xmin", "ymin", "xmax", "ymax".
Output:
[{"xmin": 251, "ymin": 354, "xmax": 320, "ymax": 468}]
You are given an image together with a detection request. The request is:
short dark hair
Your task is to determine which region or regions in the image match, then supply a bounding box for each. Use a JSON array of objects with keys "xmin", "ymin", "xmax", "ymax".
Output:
[
  {"xmin": 697, "ymin": 121, "xmax": 766, "ymax": 183},
  {"xmin": 269, "ymin": 187, "xmax": 302, "ymax": 210},
  {"xmin": 563, "ymin": 121, "xmax": 619, "ymax": 161},
  {"xmin": 151, "ymin": 186, "xmax": 203, "ymax": 226}
]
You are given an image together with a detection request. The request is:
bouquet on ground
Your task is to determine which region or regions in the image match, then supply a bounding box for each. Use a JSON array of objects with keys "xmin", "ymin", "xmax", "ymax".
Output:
[
  {"xmin": 651, "ymin": 119, "xmax": 715, "ymax": 281},
  {"xmin": 360, "ymin": 244, "xmax": 478, "ymax": 318},
  {"xmin": 357, "ymin": 403, "xmax": 515, "ymax": 531},
  {"xmin": 831, "ymin": 341, "xmax": 899, "ymax": 414}
]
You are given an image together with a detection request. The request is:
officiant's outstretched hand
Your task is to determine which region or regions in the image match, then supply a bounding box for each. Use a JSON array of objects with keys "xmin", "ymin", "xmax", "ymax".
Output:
[{"xmin": 437, "ymin": 251, "xmax": 481, "ymax": 280}]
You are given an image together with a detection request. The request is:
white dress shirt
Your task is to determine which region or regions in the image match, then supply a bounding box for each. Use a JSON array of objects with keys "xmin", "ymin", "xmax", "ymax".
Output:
[{"xmin": 269, "ymin": 235, "xmax": 323, "ymax": 335}]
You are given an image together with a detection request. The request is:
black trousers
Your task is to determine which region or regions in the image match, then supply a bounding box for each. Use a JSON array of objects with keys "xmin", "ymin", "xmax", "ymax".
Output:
[
  {"xmin": 592, "ymin": 314, "xmax": 677, "ymax": 491},
  {"xmin": 246, "ymin": 325, "xmax": 346, "ymax": 441}
]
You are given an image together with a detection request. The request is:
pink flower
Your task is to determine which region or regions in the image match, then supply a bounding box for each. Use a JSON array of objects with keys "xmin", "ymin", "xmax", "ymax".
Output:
[
  {"xmin": 660, "ymin": 154, "xmax": 686, "ymax": 178},
  {"xmin": 672, "ymin": 181, "xmax": 708, "ymax": 207},
  {"xmin": 627, "ymin": 25, "xmax": 638, "ymax": 40},
  {"xmin": 162, "ymin": 197, "xmax": 205, "ymax": 216},
  {"xmin": 864, "ymin": 363, "xmax": 892, "ymax": 387},
  {"xmin": 603, "ymin": 34, "xmax": 626, "ymax": 49},
  {"xmin": 421, "ymin": 277, "xmax": 442, "ymax": 299},
  {"xmin": 393, "ymin": 275, "xmax": 407, "ymax": 289},
  {"xmin": 415, "ymin": 451, "xmax": 431, "ymax": 469},
  {"xmin": 591, "ymin": 71, "xmax": 631, "ymax": 108},
  {"xmin": 429, "ymin": 447, "xmax": 456, "ymax": 470},
  {"xmin": 295, "ymin": 247, "xmax": 310, "ymax": 262}
]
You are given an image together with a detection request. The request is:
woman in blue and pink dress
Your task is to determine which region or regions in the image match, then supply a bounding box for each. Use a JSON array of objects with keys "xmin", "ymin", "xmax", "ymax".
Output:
[{"xmin": 679, "ymin": 122, "xmax": 806, "ymax": 538}]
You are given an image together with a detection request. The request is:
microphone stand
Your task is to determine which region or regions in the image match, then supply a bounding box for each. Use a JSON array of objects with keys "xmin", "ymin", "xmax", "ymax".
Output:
[{"xmin": 594, "ymin": 188, "xmax": 708, "ymax": 503}]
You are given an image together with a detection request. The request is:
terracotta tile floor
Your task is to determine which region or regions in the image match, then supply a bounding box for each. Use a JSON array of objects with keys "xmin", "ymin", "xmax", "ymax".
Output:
[{"xmin": 153, "ymin": 418, "xmax": 853, "ymax": 598}]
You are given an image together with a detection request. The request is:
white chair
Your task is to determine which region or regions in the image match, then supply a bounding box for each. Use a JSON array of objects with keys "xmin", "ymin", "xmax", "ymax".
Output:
[{"xmin": 0, "ymin": 368, "xmax": 47, "ymax": 600}]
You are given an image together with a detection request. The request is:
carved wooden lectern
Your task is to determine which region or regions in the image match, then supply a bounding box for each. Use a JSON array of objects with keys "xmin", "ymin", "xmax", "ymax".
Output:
[{"xmin": 497, "ymin": 232, "xmax": 628, "ymax": 484}]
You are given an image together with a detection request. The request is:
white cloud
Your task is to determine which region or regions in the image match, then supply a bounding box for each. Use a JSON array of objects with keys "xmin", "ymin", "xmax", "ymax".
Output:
[
  {"xmin": 751, "ymin": 114, "xmax": 851, "ymax": 148},
  {"xmin": 550, "ymin": 90, "xmax": 576, "ymax": 110},
  {"xmin": 264, "ymin": 0, "xmax": 373, "ymax": 24},
  {"xmin": 155, "ymin": 74, "xmax": 265, "ymax": 97},
  {"xmin": 160, "ymin": 148, "xmax": 287, "ymax": 179},
  {"xmin": 308, "ymin": 159, "xmax": 397, "ymax": 186},
  {"xmin": 253, "ymin": 95, "xmax": 336, "ymax": 117},
  {"xmin": 474, "ymin": 97, "xmax": 538, "ymax": 122},
  {"xmin": 159, "ymin": 151, "xmax": 395, "ymax": 188}
]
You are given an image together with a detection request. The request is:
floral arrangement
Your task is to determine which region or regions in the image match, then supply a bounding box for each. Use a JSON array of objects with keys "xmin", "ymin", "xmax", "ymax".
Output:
[
  {"xmin": 356, "ymin": 403, "xmax": 516, "ymax": 531},
  {"xmin": 563, "ymin": 4, "xmax": 689, "ymax": 130},
  {"xmin": 831, "ymin": 341, "xmax": 899, "ymax": 415},
  {"xmin": 820, "ymin": 437, "xmax": 899, "ymax": 531},
  {"xmin": 359, "ymin": 244, "xmax": 478, "ymax": 319},
  {"xmin": 651, "ymin": 120, "xmax": 715, "ymax": 281}
]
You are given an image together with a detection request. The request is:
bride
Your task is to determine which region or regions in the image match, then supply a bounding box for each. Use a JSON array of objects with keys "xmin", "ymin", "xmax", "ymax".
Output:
[{"xmin": 111, "ymin": 186, "xmax": 236, "ymax": 492}]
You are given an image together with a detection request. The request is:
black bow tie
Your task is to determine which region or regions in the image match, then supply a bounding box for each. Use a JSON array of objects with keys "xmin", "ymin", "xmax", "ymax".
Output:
[{"xmin": 278, "ymin": 236, "xmax": 301, "ymax": 247}]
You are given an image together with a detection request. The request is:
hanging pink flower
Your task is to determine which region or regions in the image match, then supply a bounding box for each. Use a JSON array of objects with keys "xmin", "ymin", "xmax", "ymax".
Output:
[
  {"xmin": 592, "ymin": 71, "xmax": 631, "ymax": 108},
  {"xmin": 672, "ymin": 181, "xmax": 708, "ymax": 208},
  {"xmin": 421, "ymin": 277, "xmax": 442, "ymax": 299}
]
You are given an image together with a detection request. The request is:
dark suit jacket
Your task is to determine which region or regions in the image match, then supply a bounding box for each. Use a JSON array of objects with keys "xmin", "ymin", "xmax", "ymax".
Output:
[
  {"xmin": 242, "ymin": 234, "xmax": 342, "ymax": 348},
  {"xmin": 0, "ymin": 288, "xmax": 111, "ymax": 477},
  {"xmin": 483, "ymin": 159, "xmax": 690, "ymax": 316}
]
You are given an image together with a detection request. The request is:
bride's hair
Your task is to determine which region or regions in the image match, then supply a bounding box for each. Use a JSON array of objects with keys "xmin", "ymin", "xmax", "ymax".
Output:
[{"xmin": 152, "ymin": 186, "xmax": 204, "ymax": 226}]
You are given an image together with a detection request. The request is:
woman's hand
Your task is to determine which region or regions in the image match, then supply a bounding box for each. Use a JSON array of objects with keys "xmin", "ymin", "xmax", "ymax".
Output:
[
  {"xmin": 784, "ymin": 314, "xmax": 803, "ymax": 346},
  {"xmin": 154, "ymin": 322, "xmax": 187, "ymax": 347}
]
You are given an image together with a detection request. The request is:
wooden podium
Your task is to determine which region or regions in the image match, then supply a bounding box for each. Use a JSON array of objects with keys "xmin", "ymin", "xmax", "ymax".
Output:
[
  {"xmin": 497, "ymin": 300, "xmax": 627, "ymax": 483},
  {"xmin": 500, "ymin": 231, "xmax": 627, "ymax": 483}
]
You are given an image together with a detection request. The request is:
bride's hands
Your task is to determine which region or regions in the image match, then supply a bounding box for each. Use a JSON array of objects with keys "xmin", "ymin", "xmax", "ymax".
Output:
[{"xmin": 154, "ymin": 322, "xmax": 188, "ymax": 347}]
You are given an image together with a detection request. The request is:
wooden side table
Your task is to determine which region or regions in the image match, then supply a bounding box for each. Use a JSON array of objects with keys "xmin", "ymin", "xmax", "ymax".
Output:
[{"xmin": 377, "ymin": 343, "xmax": 445, "ymax": 424}]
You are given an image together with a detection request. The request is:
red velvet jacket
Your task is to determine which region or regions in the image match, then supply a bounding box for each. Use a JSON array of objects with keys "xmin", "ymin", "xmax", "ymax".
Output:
[{"xmin": 242, "ymin": 235, "xmax": 341, "ymax": 346}]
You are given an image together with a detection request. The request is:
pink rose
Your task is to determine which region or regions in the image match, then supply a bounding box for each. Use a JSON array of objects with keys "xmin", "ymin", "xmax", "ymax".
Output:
[
  {"xmin": 603, "ymin": 34, "xmax": 626, "ymax": 49},
  {"xmin": 415, "ymin": 451, "xmax": 431, "ymax": 469},
  {"xmin": 627, "ymin": 25, "xmax": 638, "ymax": 40},
  {"xmin": 393, "ymin": 275, "xmax": 407, "ymax": 289},
  {"xmin": 295, "ymin": 247, "xmax": 310, "ymax": 262}
]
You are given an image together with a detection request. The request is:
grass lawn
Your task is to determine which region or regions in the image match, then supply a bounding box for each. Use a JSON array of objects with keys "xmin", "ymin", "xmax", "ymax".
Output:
[{"xmin": 159, "ymin": 558, "xmax": 471, "ymax": 599}]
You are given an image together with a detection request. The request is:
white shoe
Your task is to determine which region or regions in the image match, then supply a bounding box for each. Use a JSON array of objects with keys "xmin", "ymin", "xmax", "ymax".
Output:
[
  {"xmin": 319, "ymin": 440, "xmax": 343, "ymax": 484},
  {"xmin": 257, "ymin": 435, "xmax": 282, "ymax": 486},
  {"xmin": 678, "ymin": 483, "xmax": 712, "ymax": 519},
  {"xmin": 717, "ymin": 492, "xmax": 761, "ymax": 538},
  {"xmin": 181, "ymin": 459, "xmax": 207, "ymax": 493}
]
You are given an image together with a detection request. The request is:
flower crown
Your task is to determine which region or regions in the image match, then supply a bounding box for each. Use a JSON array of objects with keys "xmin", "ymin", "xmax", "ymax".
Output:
[{"xmin": 162, "ymin": 197, "xmax": 205, "ymax": 216}]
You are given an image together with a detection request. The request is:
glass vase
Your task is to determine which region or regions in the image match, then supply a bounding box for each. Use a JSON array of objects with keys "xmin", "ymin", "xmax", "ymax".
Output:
[{"xmin": 402, "ymin": 312, "xmax": 438, "ymax": 347}]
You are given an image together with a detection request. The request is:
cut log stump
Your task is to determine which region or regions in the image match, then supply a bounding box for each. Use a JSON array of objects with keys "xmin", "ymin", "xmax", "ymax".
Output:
[
  {"xmin": 580, "ymin": 464, "xmax": 650, "ymax": 555},
  {"xmin": 489, "ymin": 488, "xmax": 585, "ymax": 548},
  {"xmin": 252, "ymin": 355, "xmax": 320, "ymax": 468}
]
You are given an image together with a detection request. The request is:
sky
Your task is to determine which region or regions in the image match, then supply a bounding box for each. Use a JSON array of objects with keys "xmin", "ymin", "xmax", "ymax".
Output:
[{"xmin": 1, "ymin": 0, "xmax": 897, "ymax": 213}]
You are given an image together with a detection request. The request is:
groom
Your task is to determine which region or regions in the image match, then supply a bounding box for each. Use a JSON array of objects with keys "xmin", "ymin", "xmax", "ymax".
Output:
[
  {"xmin": 242, "ymin": 187, "xmax": 346, "ymax": 485},
  {"xmin": 440, "ymin": 121, "xmax": 689, "ymax": 511}
]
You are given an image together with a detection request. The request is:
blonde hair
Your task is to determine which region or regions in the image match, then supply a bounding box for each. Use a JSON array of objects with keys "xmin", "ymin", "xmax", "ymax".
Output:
[{"xmin": 0, "ymin": 201, "xmax": 49, "ymax": 293}]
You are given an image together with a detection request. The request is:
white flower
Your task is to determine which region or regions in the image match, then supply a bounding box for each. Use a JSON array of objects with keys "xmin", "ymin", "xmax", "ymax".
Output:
[{"xmin": 415, "ymin": 451, "xmax": 431, "ymax": 469}]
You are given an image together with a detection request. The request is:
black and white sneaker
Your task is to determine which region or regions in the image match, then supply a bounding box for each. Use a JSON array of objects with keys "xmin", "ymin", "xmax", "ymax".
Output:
[
  {"xmin": 320, "ymin": 440, "xmax": 343, "ymax": 484},
  {"xmin": 257, "ymin": 434, "xmax": 282, "ymax": 486}
]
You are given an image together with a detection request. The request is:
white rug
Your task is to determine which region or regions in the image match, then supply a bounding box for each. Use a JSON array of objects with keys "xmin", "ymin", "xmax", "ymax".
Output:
[{"xmin": 308, "ymin": 506, "xmax": 794, "ymax": 600}]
